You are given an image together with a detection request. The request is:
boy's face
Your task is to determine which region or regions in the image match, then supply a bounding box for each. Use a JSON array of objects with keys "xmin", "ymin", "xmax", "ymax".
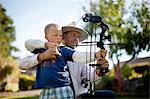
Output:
[{"xmin": 45, "ymin": 27, "xmax": 62, "ymax": 45}]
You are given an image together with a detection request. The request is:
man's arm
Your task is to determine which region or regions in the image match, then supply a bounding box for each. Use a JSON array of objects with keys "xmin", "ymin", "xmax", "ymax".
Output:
[
  {"xmin": 25, "ymin": 39, "xmax": 95, "ymax": 63},
  {"xmin": 19, "ymin": 39, "xmax": 46, "ymax": 70},
  {"xmin": 72, "ymin": 50, "xmax": 107, "ymax": 64},
  {"xmin": 25, "ymin": 39, "xmax": 107, "ymax": 64},
  {"xmin": 19, "ymin": 48, "xmax": 57, "ymax": 70},
  {"xmin": 81, "ymin": 59, "xmax": 108, "ymax": 82},
  {"xmin": 25, "ymin": 39, "xmax": 58, "ymax": 52},
  {"xmin": 25, "ymin": 39, "xmax": 46, "ymax": 52},
  {"xmin": 72, "ymin": 51, "xmax": 95, "ymax": 63},
  {"xmin": 19, "ymin": 54, "xmax": 39, "ymax": 70},
  {"xmin": 73, "ymin": 49, "xmax": 109, "ymax": 77}
]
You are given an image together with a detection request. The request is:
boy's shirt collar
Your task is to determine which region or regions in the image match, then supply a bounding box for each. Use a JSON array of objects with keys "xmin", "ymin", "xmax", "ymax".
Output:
[{"xmin": 59, "ymin": 43, "xmax": 65, "ymax": 47}]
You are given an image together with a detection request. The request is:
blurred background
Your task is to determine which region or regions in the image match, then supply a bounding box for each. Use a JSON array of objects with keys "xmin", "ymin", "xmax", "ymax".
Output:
[{"xmin": 0, "ymin": 0, "xmax": 149, "ymax": 98}]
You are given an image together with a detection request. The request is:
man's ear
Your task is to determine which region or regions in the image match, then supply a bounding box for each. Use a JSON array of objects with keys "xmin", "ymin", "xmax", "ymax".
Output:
[
  {"xmin": 62, "ymin": 35, "xmax": 65, "ymax": 39},
  {"xmin": 62, "ymin": 33, "xmax": 67, "ymax": 39}
]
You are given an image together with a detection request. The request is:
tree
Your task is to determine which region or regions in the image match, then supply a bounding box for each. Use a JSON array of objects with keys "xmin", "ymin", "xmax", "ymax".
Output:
[
  {"xmin": 0, "ymin": 4, "xmax": 19, "ymax": 57},
  {"xmin": 0, "ymin": 4, "xmax": 19, "ymax": 92},
  {"xmin": 83, "ymin": 0, "xmax": 149, "ymax": 92},
  {"xmin": 84, "ymin": 0, "xmax": 150, "ymax": 63},
  {"xmin": 124, "ymin": 0, "xmax": 150, "ymax": 60}
]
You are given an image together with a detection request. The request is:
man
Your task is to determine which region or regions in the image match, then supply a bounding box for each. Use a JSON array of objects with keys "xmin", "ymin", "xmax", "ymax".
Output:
[{"xmin": 20, "ymin": 22, "xmax": 115, "ymax": 98}]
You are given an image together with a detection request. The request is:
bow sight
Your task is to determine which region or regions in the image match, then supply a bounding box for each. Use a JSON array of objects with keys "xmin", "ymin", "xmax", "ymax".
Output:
[
  {"xmin": 82, "ymin": 13, "xmax": 102, "ymax": 23},
  {"xmin": 82, "ymin": 13, "xmax": 111, "ymax": 49}
]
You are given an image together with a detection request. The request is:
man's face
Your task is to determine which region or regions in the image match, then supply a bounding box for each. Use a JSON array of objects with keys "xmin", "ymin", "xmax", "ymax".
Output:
[
  {"xmin": 45, "ymin": 27, "xmax": 62, "ymax": 45},
  {"xmin": 63, "ymin": 31, "xmax": 80, "ymax": 49}
]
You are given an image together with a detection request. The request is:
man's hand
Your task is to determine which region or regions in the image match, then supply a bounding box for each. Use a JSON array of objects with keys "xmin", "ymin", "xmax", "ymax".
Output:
[
  {"xmin": 95, "ymin": 49, "xmax": 107, "ymax": 59},
  {"xmin": 95, "ymin": 49, "xmax": 109, "ymax": 76},
  {"xmin": 97, "ymin": 58, "xmax": 109, "ymax": 68}
]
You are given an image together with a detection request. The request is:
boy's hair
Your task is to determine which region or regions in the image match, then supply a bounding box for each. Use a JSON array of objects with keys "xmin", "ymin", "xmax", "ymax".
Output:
[{"xmin": 44, "ymin": 23, "xmax": 58, "ymax": 33}]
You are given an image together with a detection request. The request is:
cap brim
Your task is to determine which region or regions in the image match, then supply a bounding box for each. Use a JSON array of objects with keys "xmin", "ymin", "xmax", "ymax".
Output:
[{"xmin": 62, "ymin": 26, "xmax": 88, "ymax": 42}]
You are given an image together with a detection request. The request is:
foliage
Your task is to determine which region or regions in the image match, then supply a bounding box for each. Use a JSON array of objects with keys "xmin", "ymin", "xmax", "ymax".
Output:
[
  {"xmin": 121, "ymin": 64, "xmax": 132, "ymax": 78},
  {"xmin": 0, "ymin": 55, "xmax": 19, "ymax": 92},
  {"xmin": 120, "ymin": 0, "xmax": 150, "ymax": 60},
  {"xmin": 19, "ymin": 74, "xmax": 36, "ymax": 90},
  {"xmin": 133, "ymin": 65, "xmax": 149, "ymax": 74},
  {"xmin": 0, "ymin": 4, "xmax": 18, "ymax": 57},
  {"xmin": 0, "ymin": 65, "xmax": 14, "ymax": 82},
  {"xmin": 96, "ymin": 73, "xmax": 114, "ymax": 90},
  {"xmin": 123, "ymin": 75, "xmax": 149, "ymax": 97},
  {"xmin": 0, "ymin": 4, "xmax": 19, "ymax": 92}
]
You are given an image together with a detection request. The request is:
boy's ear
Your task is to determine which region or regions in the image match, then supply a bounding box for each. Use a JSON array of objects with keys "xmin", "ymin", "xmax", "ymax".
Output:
[{"xmin": 45, "ymin": 35, "xmax": 48, "ymax": 40}]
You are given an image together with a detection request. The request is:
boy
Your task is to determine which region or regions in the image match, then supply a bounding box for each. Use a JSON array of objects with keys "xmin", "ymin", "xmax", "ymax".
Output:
[{"xmin": 24, "ymin": 23, "xmax": 75, "ymax": 98}]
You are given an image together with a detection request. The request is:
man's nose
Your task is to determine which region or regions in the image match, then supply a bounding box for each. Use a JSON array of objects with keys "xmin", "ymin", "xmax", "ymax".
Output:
[
  {"xmin": 74, "ymin": 37, "xmax": 79, "ymax": 42},
  {"xmin": 58, "ymin": 35, "xmax": 62, "ymax": 39},
  {"xmin": 74, "ymin": 37, "xmax": 79, "ymax": 43}
]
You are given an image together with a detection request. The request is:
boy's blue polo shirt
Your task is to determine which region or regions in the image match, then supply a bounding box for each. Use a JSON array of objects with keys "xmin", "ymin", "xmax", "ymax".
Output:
[{"xmin": 35, "ymin": 47, "xmax": 75, "ymax": 88}]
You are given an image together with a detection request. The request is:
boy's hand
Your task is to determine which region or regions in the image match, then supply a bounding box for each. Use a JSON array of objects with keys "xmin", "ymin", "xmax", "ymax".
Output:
[
  {"xmin": 49, "ymin": 47, "xmax": 61, "ymax": 63},
  {"xmin": 45, "ymin": 42, "xmax": 58, "ymax": 49},
  {"xmin": 38, "ymin": 48, "xmax": 57, "ymax": 62},
  {"xmin": 45, "ymin": 42, "xmax": 61, "ymax": 57}
]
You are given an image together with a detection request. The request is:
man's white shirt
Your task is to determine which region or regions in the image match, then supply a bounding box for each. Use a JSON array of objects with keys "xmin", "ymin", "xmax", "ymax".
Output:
[{"xmin": 19, "ymin": 39, "xmax": 100, "ymax": 97}]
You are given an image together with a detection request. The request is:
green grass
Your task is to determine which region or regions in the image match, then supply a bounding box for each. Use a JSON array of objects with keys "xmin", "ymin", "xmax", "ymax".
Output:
[
  {"xmin": 0, "ymin": 95, "xmax": 39, "ymax": 99},
  {"xmin": 0, "ymin": 92, "xmax": 149, "ymax": 99},
  {"xmin": 116, "ymin": 92, "xmax": 149, "ymax": 99}
]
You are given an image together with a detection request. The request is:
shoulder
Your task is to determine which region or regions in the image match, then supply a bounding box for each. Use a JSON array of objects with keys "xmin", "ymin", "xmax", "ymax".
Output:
[
  {"xmin": 60, "ymin": 47, "xmax": 75, "ymax": 59},
  {"xmin": 60, "ymin": 46, "xmax": 75, "ymax": 52}
]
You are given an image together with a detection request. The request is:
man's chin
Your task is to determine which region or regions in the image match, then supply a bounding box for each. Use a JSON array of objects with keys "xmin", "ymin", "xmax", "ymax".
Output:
[{"xmin": 68, "ymin": 45, "xmax": 75, "ymax": 49}]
